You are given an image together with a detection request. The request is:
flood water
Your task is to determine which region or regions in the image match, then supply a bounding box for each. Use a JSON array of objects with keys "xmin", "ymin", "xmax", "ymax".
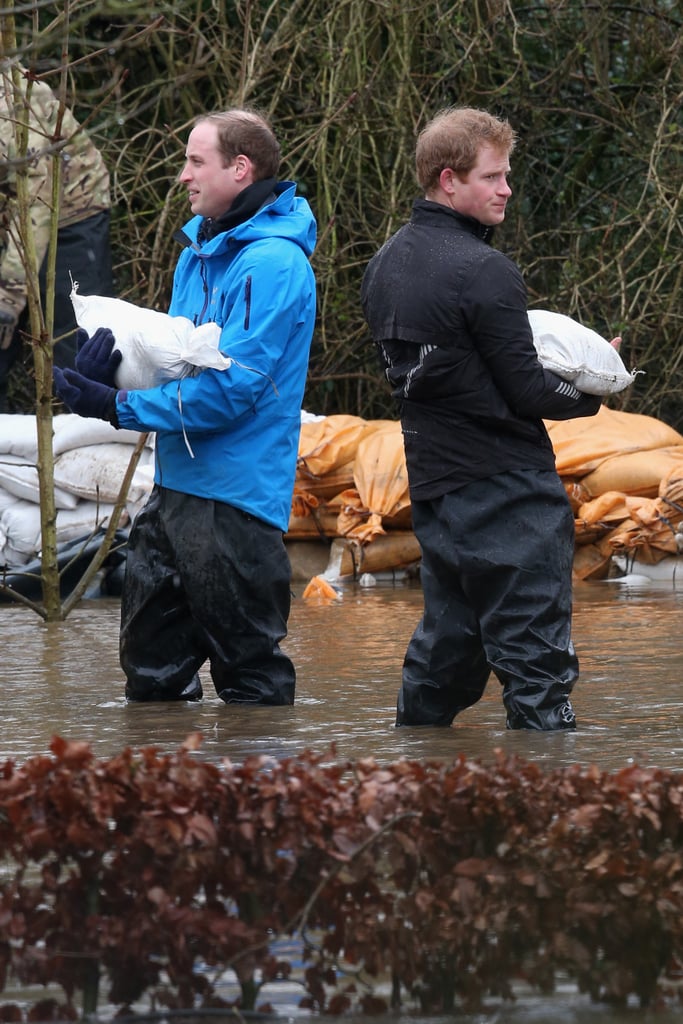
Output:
[
  {"xmin": 2, "ymin": 574, "xmax": 683, "ymax": 771},
  {"xmin": 2, "ymin": 573, "xmax": 683, "ymax": 1023}
]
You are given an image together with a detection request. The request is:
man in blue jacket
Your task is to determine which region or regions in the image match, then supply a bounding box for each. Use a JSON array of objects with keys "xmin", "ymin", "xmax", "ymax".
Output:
[
  {"xmin": 361, "ymin": 106, "xmax": 602, "ymax": 731},
  {"xmin": 54, "ymin": 108, "xmax": 317, "ymax": 704}
]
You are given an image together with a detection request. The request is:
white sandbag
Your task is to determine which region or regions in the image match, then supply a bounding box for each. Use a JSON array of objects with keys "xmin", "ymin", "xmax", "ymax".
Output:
[
  {"xmin": 125, "ymin": 462, "xmax": 155, "ymax": 521},
  {"xmin": 0, "ymin": 536, "xmax": 31, "ymax": 568},
  {"xmin": 70, "ymin": 288, "xmax": 227, "ymax": 390},
  {"xmin": 53, "ymin": 413, "xmax": 144, "ymax": 454},
  {"xmin": 0, "ymin": 499, "xmax": 42, "ymax": 559},
  {"xmin": 53, "ymin": 501, "xmax": 118, "ymax": 546},
  {"xmin": 0, "ymin": 499, "xmax": 118, "ymax": 567},
  {"xmin": 0, "ymin": 485, "xmax": 19, "ymax": 515},
  {"xmin": 0, "ymin": 455, "xmax": 79, "ymax": 508},
  {"xmin": 0, "ymin": 414, "xmax": 144, "ymax": 464},
  {"xmin": 0, "ymin": 486, "xmax": 23, "ymax": 563},
  {"xmin": 611, "ymin": 555, "xmax": 683, "ymax": 584},
  {"xmin": 53, "ymin": 442, "xmax": 154, "ymax": 504},
  {"xmin": 0, "ymin": 414, "xmax": 41, "ymax": 460},
  {"xmin": 528, "ymin": 309, "xmax": 638, "ymax": 395}
]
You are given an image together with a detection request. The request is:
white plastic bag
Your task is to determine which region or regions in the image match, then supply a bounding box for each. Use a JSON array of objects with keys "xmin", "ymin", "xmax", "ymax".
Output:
[
  {"xmin": 528, "ymin": 309, "xmax": 638, "ymax": 395},
  {"xmin": 70, "ymin": 288, "xmax": 228, "ymax": 389}
]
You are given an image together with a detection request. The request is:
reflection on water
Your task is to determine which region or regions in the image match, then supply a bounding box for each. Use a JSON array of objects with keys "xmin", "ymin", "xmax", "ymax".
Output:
[
  {"xmin": 3, "ymin": 576, "xmax": 683, "ymax": 1024},
  {"xmin": 2, "ymin": 576, "xmax": 683, "ymax": 770}
]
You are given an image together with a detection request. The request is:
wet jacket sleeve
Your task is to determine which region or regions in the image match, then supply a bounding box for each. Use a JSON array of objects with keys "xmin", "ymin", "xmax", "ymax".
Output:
[
  {"xmin": 463, "ymin": 252, "xmax": 602, "ymax": 422},
  {"xmin": 116, "ymin": 238, "xmax": 309, "ymax": 434}
]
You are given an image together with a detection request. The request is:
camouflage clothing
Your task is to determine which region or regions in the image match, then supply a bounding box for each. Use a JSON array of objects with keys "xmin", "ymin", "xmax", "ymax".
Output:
[
  {"xmin": 0, "ymin": 64, "xmax": 113, "ymax": 408},
  {"xmin": 0, "ymin": 65, "xmax": 111, "ymax": 321}
]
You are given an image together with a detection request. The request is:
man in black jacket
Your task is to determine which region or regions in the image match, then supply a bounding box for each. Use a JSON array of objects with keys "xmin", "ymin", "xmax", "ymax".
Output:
[{"xmin": 361, "ymin": 106, "xmax": 603, "ymax": 731}]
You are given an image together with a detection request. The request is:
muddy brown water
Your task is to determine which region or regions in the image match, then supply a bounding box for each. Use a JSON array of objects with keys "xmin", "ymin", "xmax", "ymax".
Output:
[
  {"xmin": 3, "ymin": 576, "xmax": 683, "ymax": 770},
  {"xmin": 2, "ymin": 574, "xmax": 683, "ymax": 1022}
]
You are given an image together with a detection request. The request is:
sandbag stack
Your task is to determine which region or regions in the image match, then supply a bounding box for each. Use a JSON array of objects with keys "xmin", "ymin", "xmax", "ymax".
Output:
[
  {"xmin": 546, "ymin": 406, "xmax": 683, "ymax": 579},
  {"xmin": 291, "ymin": 406, "xmax": 683, "ymax": 582},
  {"xmin": 0, "ymin": 415, "xmax": 153, "ymax": 568},
  {"xmin": 290, "ymin": 414, "xmax": 420, "ymax": 578},
  {"xmin": 4, "ymin": 405, "xmax": 683, "ymax": 582}
]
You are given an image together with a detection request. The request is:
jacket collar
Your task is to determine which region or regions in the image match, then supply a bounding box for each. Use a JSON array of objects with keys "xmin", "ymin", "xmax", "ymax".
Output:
[
  {"xmin": 412, "ymin": 198, "xmax": 495, "ymax": 243},
  {"xmin": 197, "ymin": 176, "xmax": 278, "ymax": 243}
]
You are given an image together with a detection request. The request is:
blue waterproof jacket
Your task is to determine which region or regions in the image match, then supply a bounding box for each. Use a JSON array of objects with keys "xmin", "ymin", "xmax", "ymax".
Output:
[{"xmin": 116, "ymin": 182, "xmax": 317, "ymax": 531}]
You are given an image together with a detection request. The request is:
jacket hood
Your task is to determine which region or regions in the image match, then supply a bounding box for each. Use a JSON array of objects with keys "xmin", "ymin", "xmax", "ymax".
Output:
[{"xmin": 180, "ymin": 181, "xmax": 316, "ymax": 259}]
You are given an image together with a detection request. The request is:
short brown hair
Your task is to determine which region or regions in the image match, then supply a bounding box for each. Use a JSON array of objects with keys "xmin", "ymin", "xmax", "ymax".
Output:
[
  {"xmin": 415, "ymin": 107, "xmax": 516, "ymax": 193},
  {"xmin": 195, "ymin": 108, "xmax": 281, "ymax": 180}
]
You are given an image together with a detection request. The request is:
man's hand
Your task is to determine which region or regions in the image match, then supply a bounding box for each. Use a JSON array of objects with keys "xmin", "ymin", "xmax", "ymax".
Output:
[
  {"xmin": 609, "ymin": 336, "xmax": 622, "ymax": 352},
  {"xmin": 0, "ymin": 308, "xmax": 18, "ymax": 351},
  {"xmin": 53, "ymin": 366, "xmax": 119, "ymax": 426},
  {"xmin": 75, "ymin": 327, "xmax": 122, "ymax": 386}
]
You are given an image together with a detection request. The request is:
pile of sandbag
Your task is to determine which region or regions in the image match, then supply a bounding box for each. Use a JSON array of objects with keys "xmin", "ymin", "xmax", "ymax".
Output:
[
  {"xmin": 291, "ymin": 407, "xmax": 683, "ymax": 581},
  {"xmin": 292, "ymin": 415, "xmax": 410, "ymax": 538},
  {"xmin": 547, "ymin": 406, "xmax": 683, "ymax": 579},
  {"xmin": 5, "ymin": 403, "xmax": 683, "ymax": 582},
  {"xmin": 291, "ymin": 414, "xmax": 420, "ymax": 579},
  {"xmin": 0, "ymin": 415, "xmax": 153, "ymax": 568}
]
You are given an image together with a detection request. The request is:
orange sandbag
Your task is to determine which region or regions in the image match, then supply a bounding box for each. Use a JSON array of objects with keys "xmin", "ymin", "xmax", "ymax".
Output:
[
  {"xmin": 629, "ymin": 494, "xmax": 683, "ymax": 528},
  {"xmin": 353, "ymin": 422, "xmax": 410, "ymax": 519},
  {"xmin": 337, "ymin": 532, "xmax": 422, "ymax": 578},
  {"xmin": 297, "ymin": 415, "xmax": 389, "ymax": 478},
  {"xmin": 574, "ymin": 492, "xmax": 653, "ymax": 546},
  {"xmin": 294, "ymin": 463, "xmax": 355, "ymax": 500},
  {"xmin": 302, "ymin": 575, "xmax": 341, "ymax": 602},
  {"xmin": 601, "ymin": 492, "xmax": 683, "ymax": 563},
  {"xmin": 564, "ymin": 479, "xmax": 591, "ymax": 513},
  {"xmin": 581, "ymin": 446, "xmax": 683, "ymax": 498},
  {"xmin": 577, "ymin": 490, "xmax": 632, "ymax": 525},
  {"xmin": 575, "ymin": 492, "xmax": 635, "ymax": 548},
  {"xmin": 659, "ymin": 463, "xmax": 683, "ymax": 505},
  {"xmin": 286, "ymin": 504, "xmax": 340, "ymax": 538},
  {"xmin": 545, "ymin": 405, "xmax": 683, "ymax": 477},
  {"xmin": 573, "ymin": 544, "xmax": 612, "ymax": 581},
  {"xmin": 332, "ymin": 424, "xmax": 412, "ymax": 542},
  {"xmin": 604, "ymin": 518, "xmax": 679, "ymax": 563}
]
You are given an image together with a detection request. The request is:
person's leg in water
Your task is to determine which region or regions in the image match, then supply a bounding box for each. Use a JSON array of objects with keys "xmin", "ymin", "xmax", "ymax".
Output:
[
  {"xmin": 122, "ymin": 487, "xmax": 295, "ymax": 704},
  {"xmin": 196, "ymin": 500, "xmax": 296, "ymax": 705},
  {"xmin": 397, "ymin": 471, "xmax": 578, "ymax": 730},
  {"xmin": 121, "ymin": 487, "xmax": 204, "ymax": 701},
  {"xmin": 398, "ymin": 496, "xmax": 491, "ymax": 726}
]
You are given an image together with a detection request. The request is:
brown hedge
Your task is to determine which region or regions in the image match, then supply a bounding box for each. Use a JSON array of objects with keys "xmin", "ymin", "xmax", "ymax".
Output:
[{"xmin": 1, "ymin": 736, "xmax": 683, "ymax": 1018}]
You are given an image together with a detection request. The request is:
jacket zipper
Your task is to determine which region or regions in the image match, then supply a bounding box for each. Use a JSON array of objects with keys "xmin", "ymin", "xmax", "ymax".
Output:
[
  {"xmin": 244, "ymin": 275, "xmax": 252, "ymax": 330},
  {"xmin": 195, "ymin": 259, "xmax": 210, "ymax": 326}
]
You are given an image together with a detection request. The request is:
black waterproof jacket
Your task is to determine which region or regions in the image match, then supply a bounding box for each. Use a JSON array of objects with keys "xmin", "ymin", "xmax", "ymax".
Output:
[{"xmin": 361, "ymin": 199, "xmax": 601, "ymax": 500}]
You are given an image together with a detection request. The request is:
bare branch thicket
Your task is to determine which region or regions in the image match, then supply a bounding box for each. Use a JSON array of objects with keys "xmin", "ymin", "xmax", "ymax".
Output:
[{"xmin": 6, "ymin": 0, "xmax": 682, "ymax": 424}]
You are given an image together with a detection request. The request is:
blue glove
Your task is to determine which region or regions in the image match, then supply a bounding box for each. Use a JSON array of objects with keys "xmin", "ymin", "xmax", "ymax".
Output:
[
  {"xmin": 74, "ymin": 327, "xmax": 122, "ymax": 387},
  {"xmin": 53, "ymin": 366, "xmax": 120, "ymax": 426}
]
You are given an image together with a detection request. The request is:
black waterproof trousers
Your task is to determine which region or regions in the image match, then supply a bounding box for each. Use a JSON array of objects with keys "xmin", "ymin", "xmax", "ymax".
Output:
[
  {"xmin": 120, "ymin": 486, "xmax": 296, "ymax": 704},
  {"xmin": 398, "ymin": 470, "xmax": 579, "ymax": 730}
]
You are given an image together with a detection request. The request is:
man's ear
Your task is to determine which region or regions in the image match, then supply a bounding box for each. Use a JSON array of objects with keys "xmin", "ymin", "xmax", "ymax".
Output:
[
  {"xmin": 439, "ymin": 167, "xmax": 459, "ymax": 194},
  {"xmin": 233, "ymin": 154, "xmax": 252, "ymax": 181}
]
